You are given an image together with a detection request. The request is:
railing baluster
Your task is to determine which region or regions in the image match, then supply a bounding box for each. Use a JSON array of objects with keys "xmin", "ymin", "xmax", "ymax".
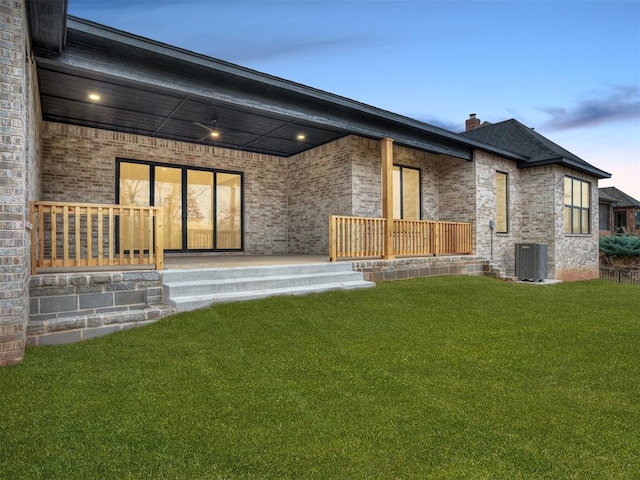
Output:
[
  {"xmin": 97, "ymin": 207, "xmax": 103, "ymax": 266},
  {"xmin": 108, "ymin": 207, "xmax": 114, "ymax": 266},
  {"xmin": 86, "ymin": 206, "xmax": 93, "ymax": 267},
  {"xmin": 51, "ymin": 206, "xmax": 57, "ymax": 267},
  {"xmin": 138, "ymin": 208, "xmax": 144, "ymax": 264},
  {"xmin": 74, "ymin": 206, "xmax": 80, "ymax": 267}
]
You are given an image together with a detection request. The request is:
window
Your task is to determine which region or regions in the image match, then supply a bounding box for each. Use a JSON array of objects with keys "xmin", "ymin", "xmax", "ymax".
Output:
[
  {"xmin": 393, "ymin": 165, "xmax": 420, "ymax": 220},
  {"xmin": 615, "ymin": 212, "xmax": 627, "ymax": 232},
  {"xmin": 117, "ymin": 159, "xmax": 243, "ymax": 251},
  {"xmin": 564, "ymin": 177, "xmax": 590, "ymax": 234},
  {"xmin": 495, "ymin": 172, "xmax": 508, "ymax": 233},
  {"xmin": 599, "ymin": 203, "xmax": 610, "ymax": 231}
]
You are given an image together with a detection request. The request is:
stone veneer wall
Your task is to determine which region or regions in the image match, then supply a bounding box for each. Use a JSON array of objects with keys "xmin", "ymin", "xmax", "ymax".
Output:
[
  {"xmin": 28, "ymin": 271, "xmax": 171, "ymax": 346},
  {"xmin": 0, "ymin": 0, "xmax": 42, "ymax": 366},
  {"xmin": 41, "ymin": 122, "xmax": 289, "ymax": 255},
  {"xmin": 351, "ymin": 256, "xmax": 502, "ymax": 282}
]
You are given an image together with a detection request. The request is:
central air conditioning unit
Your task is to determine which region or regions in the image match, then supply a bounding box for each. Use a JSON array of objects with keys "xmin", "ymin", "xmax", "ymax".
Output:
[{"xmin": 515, "ymin": 243, "xmax": 548, "ymax": 282}]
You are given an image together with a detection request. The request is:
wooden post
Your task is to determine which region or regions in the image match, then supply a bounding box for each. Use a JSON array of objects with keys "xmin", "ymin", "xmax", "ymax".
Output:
[
  {"xmin": 329, "ymin": 215, "xmax": 337, "ymax": 261},
  {"xmin": 381, "ymin": 137, "xmax": 395, "ymax": 259}
]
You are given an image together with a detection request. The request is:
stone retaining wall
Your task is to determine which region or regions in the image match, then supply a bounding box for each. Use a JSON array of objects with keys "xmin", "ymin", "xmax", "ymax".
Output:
[
  {"xmin": 27, "ymin": 271, "xmax": 173, "ymax": 346},
  {"xmin": 351, "ymin": 256, "xmax": 502, "ymax": 282}
]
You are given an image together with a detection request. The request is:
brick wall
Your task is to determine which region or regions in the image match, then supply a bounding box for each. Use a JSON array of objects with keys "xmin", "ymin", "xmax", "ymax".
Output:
[
  {"xmin": 0, "ymin": 0, "xmax": 41, "ymax": 366},
  {"xmin": 287, "ymin": 137, "xmax": 353, "ymax": 254},
  {"xmin": 473, "ymin": 151, "xmax": 522, "ymax": 276},
  {"xmin": 41, "ymin": 122, "xmax": 289, "ymax": 255},
  {"xmin": 473, "ymin": 151, "xmax": 600, "ymax": 281},
  {"xmin": 554, "ymin": 167, "xmax": 600, "ymax": 281},
  {"xmin": 436, "ymin": 155, "xmax": 475, "ymax": 224}
]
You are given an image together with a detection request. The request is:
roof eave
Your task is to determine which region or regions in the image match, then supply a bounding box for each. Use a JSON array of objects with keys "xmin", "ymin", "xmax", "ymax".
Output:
[{"xmin": 520, "ymin": 157, "xmax": 611, "ymax": 179}]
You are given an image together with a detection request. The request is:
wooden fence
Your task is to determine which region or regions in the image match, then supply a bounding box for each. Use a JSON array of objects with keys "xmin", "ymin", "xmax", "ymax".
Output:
[
  {"xmin": 329, "ymin": 215, "xmax": 473, "ymax": 261},
  {"xmin": 30, "ymin": 201, "xmax": 163, "ymax": 274},
  {"xmin": 599, "ymin": 267, "xmax": 640, "ymax": 285}
]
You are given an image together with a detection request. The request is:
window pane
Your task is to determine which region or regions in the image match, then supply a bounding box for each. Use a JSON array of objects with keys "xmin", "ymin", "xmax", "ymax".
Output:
[
  {"xmin": 564, "ymin": 177, "xmax": 572, "ymax": 205},
  {"xmin": 155, "ymin": 166, "xmax": 183, "ymax": 250},
  {"xmin": 581, "ymin": 209, "xmax": 589, "ymax": 234},
  {"xmin": 393, "ymin": 167, "xmax": 401, "ymax": 219},
  {"xmin": 582, "ymin": 182, "xmax": 590, "ymax": 208},
  {"xmin": 564, "ymin": 207, "xmax": 572, "ymax": 234},
  {"xmin": 495, "ymin": 172, "xmax": 508, "ymax": 232},
  {"xmin": 119, "ymin": 162, "xmax": 150, "ymax": 252},
  {"xmin": 402, "ymin": 168, "xmax": 420, "ymax": 220},
  {"xmin": 572, "ymin": 179, "xmax": 582, "ymax": 206},
  {"xmin": 119, "ymin": 163, "xmax": 150, "ymax": 206},
  {"xmin": 187, "ymin": 170, "xmax": 214, "ymax": 249},
  {"xmin": 599, "ymin": 205, "xmax": 609, "ymax": 230},
  {"xmin": 216, "ymin": 173, "xmax": 242, "ymax": 249},
  {"xmin": 572, "ymin": 208, "xmax": 581, "ymax": 234}
]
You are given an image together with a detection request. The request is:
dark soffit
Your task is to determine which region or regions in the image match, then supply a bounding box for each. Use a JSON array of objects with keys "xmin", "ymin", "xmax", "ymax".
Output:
[{"xmin": 26, "ymin": 0, "xmax": 68, "ymax": 54}]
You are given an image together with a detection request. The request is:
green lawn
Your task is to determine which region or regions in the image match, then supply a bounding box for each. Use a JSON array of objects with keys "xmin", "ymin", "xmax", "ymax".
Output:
[{"xmin": 1, "ymin": 276, "xmax": 639, "ymax": 479}]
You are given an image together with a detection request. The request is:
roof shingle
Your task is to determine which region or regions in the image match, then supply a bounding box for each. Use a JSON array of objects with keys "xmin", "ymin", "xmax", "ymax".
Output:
[{"xmin": 461, "ymin": 119, "xmax": 611, "ymax": 179}]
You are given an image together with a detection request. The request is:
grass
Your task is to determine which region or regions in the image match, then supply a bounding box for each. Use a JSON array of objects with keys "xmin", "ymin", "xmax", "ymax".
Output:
[{"xmin": 1, "ymin": 276, "xmax": 639, "ymax": 479}]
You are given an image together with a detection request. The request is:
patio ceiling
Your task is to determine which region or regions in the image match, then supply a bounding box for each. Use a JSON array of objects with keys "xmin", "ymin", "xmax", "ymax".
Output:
[{"xmin": 33, "ymin": 16, "xmax": 526, "ymax": 161}]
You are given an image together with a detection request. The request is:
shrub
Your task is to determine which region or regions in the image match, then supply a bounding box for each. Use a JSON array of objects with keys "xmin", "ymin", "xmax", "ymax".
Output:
[{"xmin": 599, "ymin": 235, "xmax": 640, "ymax": 257}]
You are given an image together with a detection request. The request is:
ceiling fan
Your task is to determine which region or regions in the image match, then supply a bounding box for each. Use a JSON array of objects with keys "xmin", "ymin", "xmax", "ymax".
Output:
[{"xmin": 194, "ymin": 115, "xmax": 220, "ymax": 141}]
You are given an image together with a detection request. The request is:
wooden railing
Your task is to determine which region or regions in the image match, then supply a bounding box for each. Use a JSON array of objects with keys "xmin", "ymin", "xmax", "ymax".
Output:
[
  {"xmin": 329, "ymin": 215, "xmax": 472, "ymax": 261},
  {"xmin": 30, "ymin": 201, "xmax": 163, "ymax": 274}
]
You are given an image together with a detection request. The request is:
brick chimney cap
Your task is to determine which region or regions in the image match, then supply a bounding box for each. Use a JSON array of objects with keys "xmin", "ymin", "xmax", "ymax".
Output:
[{"xmin": 469, "ymin": 113, "xmax": 477, "ymax": 118}]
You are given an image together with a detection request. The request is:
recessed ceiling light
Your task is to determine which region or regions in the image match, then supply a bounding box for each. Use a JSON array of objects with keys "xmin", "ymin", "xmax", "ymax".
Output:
[
  {"xmin": 296, "ymin": 134, "xmax": 306, "ymax": 140},
  {"xmin": 88, "ymin": 93, "xmax": 101, "ymax": 101}
]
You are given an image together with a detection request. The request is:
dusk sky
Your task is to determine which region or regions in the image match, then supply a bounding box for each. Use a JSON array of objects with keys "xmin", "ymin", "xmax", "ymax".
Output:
[{"xmin": 68, "ymin": 0, "xmax": 640, "ymax": 200}]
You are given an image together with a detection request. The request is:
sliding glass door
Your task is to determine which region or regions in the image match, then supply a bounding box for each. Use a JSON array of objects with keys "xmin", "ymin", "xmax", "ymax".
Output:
[{"xmin": 117, "ymin": 159, "xmax": 243, "ymax": 252}]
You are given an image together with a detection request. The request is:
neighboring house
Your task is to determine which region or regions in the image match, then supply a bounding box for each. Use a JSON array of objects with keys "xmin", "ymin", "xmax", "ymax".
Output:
[
  {"xmin": 598, "ymin": 187, "xmax": 640, "ymax": 235},
  {"xmin": 1, "ymin": 0, "xmax": 611, "ymax": 366}
]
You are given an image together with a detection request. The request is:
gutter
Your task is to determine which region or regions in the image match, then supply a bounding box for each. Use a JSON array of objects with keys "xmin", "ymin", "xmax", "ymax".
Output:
[{"xmin": 519, "ymin": 156, "xmax": 611, "ymax": 179}]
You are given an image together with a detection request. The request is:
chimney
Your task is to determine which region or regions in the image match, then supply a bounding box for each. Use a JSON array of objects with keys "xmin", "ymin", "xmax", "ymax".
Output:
[{"xmin": 465, "ymin": 113, "xmax": 481, "ymax": 131}]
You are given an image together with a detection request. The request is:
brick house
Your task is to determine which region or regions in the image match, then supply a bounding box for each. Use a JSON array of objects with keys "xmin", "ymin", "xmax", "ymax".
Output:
[
  {"xmin": 1, "ymin": 0, "xmax": 611, "ymax": 365},
  {"xmin": 598, "ymin": 187, "xmax": 640, "ymax": 236}
]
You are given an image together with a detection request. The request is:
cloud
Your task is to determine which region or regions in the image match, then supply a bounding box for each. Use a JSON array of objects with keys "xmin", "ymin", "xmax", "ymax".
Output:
[
  {"xmin": 540, "ymin": 85, "xmax": 640, "ymax": 131},
  {"xmin": 209, "ymin": 33, "xmax": 387, "ymax": 64},
  {"xmin": 408, "ymin": 115, "xmax": 461, "ymax": 133}
]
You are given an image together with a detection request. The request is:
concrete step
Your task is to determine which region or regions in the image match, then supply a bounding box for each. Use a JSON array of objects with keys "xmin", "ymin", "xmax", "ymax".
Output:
[
  {"xmin": 169, "ymin": 280, "xmax": 375, "ymax": 312},
  {"xmin": 162, "ymin": 262, "xmax": 354, "ymax": 283},
  {"xmin": 162, "ymin": 262, "xmax": 375, "ymax": 312},
  {"xmin": 163, "ymin": 270, "xmax": 365, "ymax": 297}
]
